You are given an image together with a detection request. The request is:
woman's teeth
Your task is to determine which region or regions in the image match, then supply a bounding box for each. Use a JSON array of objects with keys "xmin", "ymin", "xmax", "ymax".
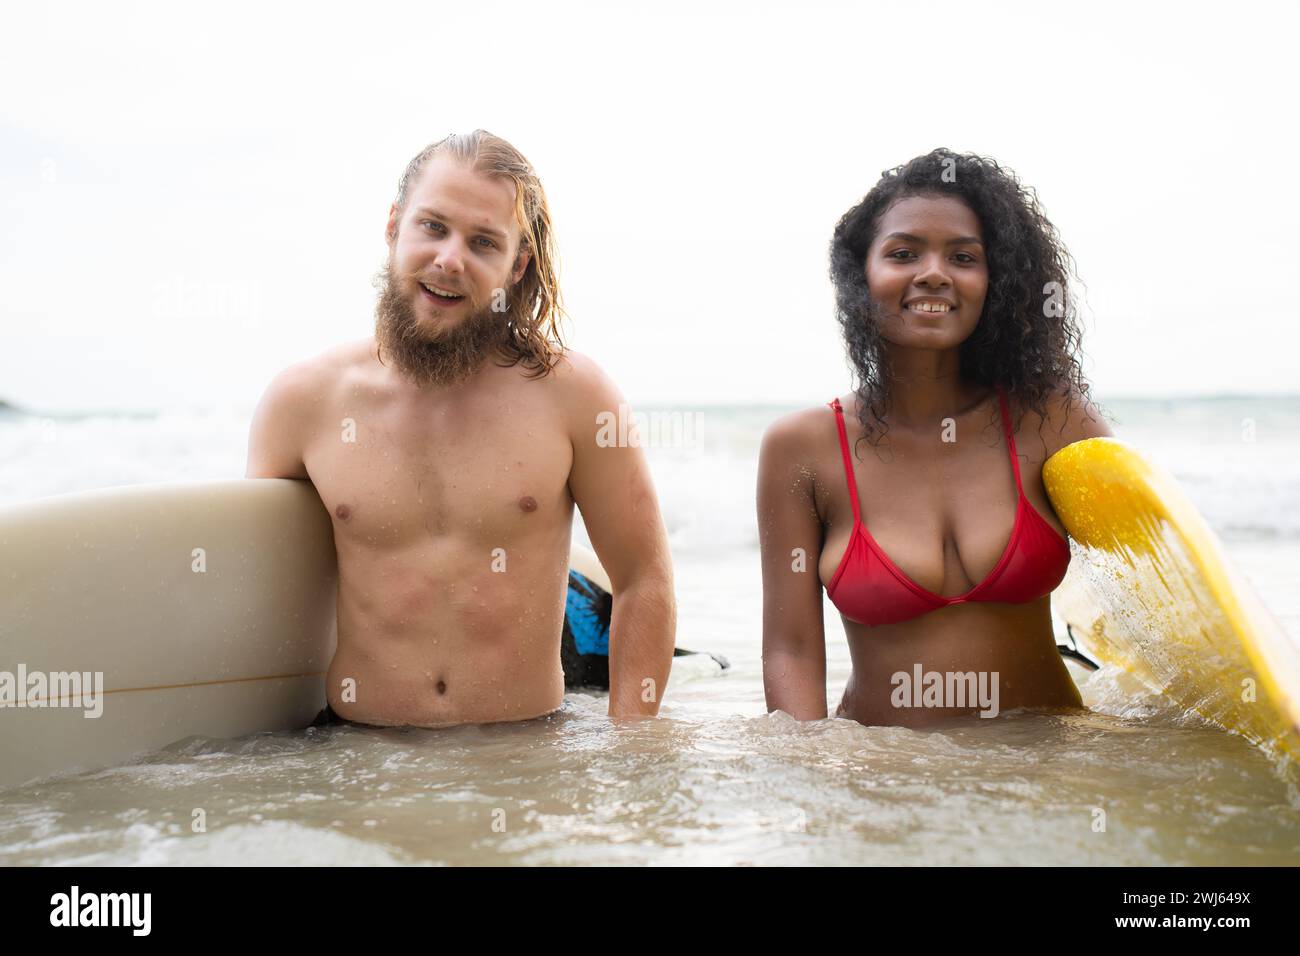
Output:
[{"xmin": 907, "ymin": 302, "xmax": 951, "ymax": 313}]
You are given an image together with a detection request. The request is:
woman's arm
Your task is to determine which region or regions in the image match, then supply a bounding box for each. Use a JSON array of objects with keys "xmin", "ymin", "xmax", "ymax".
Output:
[{"xmin": 757, "ymin": 411, "xmax": 830, "ymax": 720}]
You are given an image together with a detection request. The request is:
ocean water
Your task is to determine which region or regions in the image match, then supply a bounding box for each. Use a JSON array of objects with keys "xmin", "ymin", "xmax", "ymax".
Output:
[{"xmin": 1, "ymin": 395, "xmax": 1298, "ymax": 865}]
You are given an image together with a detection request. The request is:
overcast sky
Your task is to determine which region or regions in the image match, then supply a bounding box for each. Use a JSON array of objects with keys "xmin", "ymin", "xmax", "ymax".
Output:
[{"xmin": 2, "ymin": 0, "xmax": 1296, "ymax": 414}]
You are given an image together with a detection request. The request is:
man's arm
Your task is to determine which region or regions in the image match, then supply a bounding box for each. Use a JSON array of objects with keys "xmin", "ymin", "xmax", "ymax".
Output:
[
  {"xmin": 559, "ymin": 352, "xmax": 676, "ymax": 718},
  {"xmin": 245, "ymin": 363, "xmax": 315, "ymax": 480}
]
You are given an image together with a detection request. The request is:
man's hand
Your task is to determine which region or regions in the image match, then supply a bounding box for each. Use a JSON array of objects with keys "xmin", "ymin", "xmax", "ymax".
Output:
[{"xmin": 559, "ymin": 351, "xmax": 676, "ymax": 718}]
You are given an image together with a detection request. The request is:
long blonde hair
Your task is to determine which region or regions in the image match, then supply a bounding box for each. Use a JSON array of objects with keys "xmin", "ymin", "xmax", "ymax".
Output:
[{"xmin": 394, "ymin": 130, "xmax": 567, "ymax": 377}]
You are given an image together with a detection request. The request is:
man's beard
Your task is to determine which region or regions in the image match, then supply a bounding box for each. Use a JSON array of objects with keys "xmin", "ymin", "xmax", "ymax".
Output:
[{"xmin": 373, "ymin": 259, "xmax": 510, "ymax": 389}]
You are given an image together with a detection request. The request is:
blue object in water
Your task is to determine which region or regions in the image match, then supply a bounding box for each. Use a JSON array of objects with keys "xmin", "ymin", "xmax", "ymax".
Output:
[{"xmin": 566, "ymin": 570, "xmax": 610, "ymax": 656}]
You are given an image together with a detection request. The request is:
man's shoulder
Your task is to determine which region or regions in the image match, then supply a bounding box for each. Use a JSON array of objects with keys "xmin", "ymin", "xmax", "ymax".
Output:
[
  {"xmin": 522, "ymin": 349, "xmax": 633, "ymax": 445},
  {"xmin": 544, "ymin": 347, "xmax": 606, "ymax": 384},
  {"xmin": 533, "ymin": 348, "xmax": 621, "ymax": 403},
  {"xmin": 289, "ymin": 338, "xmax": 376, "ymax": 395},
  {"xmin": 314, "ymin": 337, "xmax": 377, "ymax": 377},
  {"xmin": 261, "ymin": 339, "xmax": 375, "ymax": 424},
  {"xmin": 248, "ymin": 341, "xmax": 370, "ymax": 479}
]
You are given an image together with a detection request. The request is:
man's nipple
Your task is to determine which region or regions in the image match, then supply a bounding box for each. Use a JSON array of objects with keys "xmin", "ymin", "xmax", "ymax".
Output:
[
  {"xmin": 518, "ymin": 495, "xmax": 537, "ymax": 513},
  {"xmin": 334, "ymin": 503, "xmax": 352, "ymax": 521}
]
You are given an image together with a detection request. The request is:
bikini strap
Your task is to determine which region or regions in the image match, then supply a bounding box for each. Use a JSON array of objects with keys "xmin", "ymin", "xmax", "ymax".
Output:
[
  {"xmin": 995, "ymin": 386, "xmax": 1024, "ymax": 492},
  {"xmin": 828, "ymin": 398, "xmax": 862, "ymax": 524}
]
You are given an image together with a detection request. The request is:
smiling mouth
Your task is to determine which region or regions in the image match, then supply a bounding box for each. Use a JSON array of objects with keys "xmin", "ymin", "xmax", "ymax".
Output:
[{"xmin": 420, "ymin": 282, "xmax": 466, "ymax": 305}]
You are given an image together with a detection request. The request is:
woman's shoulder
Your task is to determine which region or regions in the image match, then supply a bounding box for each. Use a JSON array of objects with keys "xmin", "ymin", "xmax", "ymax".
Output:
[
  {"xmin": 1015, "ymin": 384, "xmax": 1115, "ymax": 460},
  {"xmin": 760, "ymin": 400, "xmax": 842, "ymax": 457},
  {"xmin": 757, "ymin": 400, "xmax": 849, "ymax": 491}
]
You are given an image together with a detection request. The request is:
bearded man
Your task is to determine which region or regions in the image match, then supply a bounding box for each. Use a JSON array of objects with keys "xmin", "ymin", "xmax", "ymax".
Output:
[{"xmin": 246, "ymin": 130, "xmax": 675, "ymax": 726}]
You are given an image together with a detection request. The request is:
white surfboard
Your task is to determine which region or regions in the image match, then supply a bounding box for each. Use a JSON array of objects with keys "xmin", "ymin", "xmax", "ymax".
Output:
[
  {"xmin": 0, "ymin": 479, "xmax": 338, "ymax": 790},
  {"xmin": 0, "ymin": 479, "xmax": 630, "ymax": 791}
]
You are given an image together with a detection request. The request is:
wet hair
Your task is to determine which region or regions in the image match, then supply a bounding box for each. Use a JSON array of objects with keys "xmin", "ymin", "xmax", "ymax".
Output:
[
  {"xmin": 393, "ymin": 130, "xmax": 567, "ymax": 377},
  {"xmin": 828, "ymin": 147, "xmax": 1093, "ymax": 445}
]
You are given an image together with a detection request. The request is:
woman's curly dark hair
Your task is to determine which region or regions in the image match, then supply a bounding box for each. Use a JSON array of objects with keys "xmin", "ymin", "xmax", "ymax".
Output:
[{"xmin": 829, "ymin": 147, "xmax": 1093, "ymax": 446}]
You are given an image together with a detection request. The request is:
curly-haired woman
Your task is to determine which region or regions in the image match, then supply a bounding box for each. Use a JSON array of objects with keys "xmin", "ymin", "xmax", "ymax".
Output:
[{"xmin": 757, "ymin": 148, "xmax": 1114, "ymax": 727}]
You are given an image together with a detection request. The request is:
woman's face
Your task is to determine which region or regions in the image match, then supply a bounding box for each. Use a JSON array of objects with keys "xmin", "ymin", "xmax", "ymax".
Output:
[{"xmin": 864, "ymin": 194, "xmax": 989, "ymax": 350}]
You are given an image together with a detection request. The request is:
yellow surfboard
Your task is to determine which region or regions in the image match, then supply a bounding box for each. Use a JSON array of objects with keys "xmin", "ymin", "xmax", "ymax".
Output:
[{"xmin": 1044, "ymin": 438, "xmax": 1300, "ymax": 767}]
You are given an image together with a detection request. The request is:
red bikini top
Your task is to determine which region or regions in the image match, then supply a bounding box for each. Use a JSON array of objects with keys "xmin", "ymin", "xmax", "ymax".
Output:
[{"xmin": 825, "ymin": 388, "xmax": 1070, "ymax": 627}]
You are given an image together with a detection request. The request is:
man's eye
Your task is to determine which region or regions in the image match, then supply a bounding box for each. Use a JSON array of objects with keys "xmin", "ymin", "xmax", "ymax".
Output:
[
  {"xmin": 477, "ymin": 237, "xmax": 496, "ymax": 248},
  {"xmin": 422, "ymin": 221, "xmax": 444, "ymax": 233}
]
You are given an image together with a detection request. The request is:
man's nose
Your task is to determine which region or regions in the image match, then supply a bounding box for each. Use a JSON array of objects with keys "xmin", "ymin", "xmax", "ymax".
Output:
[{"xmin": 433, "ymin": 238, "xmax": 468, "ymax": 274}]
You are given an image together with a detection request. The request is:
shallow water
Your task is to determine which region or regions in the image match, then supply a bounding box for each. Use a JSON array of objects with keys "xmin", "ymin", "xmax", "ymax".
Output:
[
  {"xmin": 3, "ymin": 400, "xmax": 1300, "ymax": 865},
  {"xmin": 2, "ymin": 557, "xmax": 1297, "ymax": 866}
]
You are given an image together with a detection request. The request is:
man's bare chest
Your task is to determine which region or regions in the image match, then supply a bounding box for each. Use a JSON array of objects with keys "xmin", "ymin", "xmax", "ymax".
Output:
[{"xmin": 302, "ymin": 395, "xmax": 575, "ymax": 550}]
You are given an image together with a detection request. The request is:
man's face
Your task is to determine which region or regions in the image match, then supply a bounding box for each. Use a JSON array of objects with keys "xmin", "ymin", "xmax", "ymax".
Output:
[{"xmin": 374, "ymin": 154, "xmax": 532, "ymax": 388}]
